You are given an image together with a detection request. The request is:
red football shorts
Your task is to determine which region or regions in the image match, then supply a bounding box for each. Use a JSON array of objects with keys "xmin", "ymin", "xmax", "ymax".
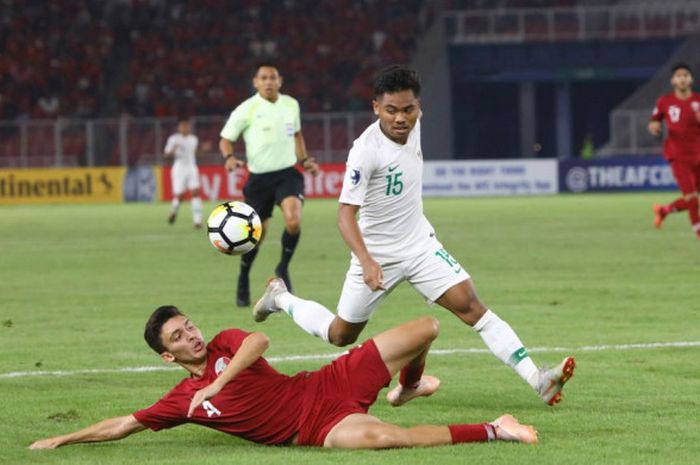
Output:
[
  {"xmin": 670, "ymin": 159, "xmax": 700, "ymax": 195},
  {"xmin": 296, "ymin": 338, "xmax": 392, "ymax": 446}
]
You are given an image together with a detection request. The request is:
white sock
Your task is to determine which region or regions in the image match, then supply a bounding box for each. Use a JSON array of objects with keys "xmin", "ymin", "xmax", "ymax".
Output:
[
  {"xmin": 191, "ymin": 196, "xmax": 203, "ymax": 225},
  {"xmin": 275, "ymin": 292, "xmax": 334, "ymax": 342},
  {"xmin": 474, "ymin": 310, "xmax": 540, "ymax": 390},
  {"xmin": 171, "ymin": 197, "xmax": 180, "ymax": 214}
]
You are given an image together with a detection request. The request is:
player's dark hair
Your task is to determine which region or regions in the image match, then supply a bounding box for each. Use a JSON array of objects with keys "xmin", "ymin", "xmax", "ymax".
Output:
[
  {"xmin": 254, "ymin": 62, "xmax": 279, "ymax": 76},
  {"xmin": 373, "ymin": 65, "xmax": 421, "ymax": 98},
  {"xmin": 144, "ymin": 305, "xmax": 184, "ymax": 354},
  {"xmin": 671, "ymin": 63, "xmax": 692, "ymax": 75}
]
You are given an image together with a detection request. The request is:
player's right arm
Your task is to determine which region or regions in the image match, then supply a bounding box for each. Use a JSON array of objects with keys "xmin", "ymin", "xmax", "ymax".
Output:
[
  {"xmin": 338, "ymin": 143, "xmax": 384, "ymax": 291},
  {"xmin": 163, "ymin": 135, "xmax": 177, "ymax": 159},
  {"xmin": 29, "ymin": 414, "xmax": 146, "ymax": 449},
  {"xmin": 219, "ymin": 103, "xmax": 249, "ymax": 172},
  {"xmin": 187, "ymin": 331, "xmax": 270, "ymax": 417},
  {"xmin": 648, "ymin": 97, "xmax": 665, "ymax": 137},
  {"xmin": 338, "ymin": 203, "xmax": 384, "ymax": 291}
]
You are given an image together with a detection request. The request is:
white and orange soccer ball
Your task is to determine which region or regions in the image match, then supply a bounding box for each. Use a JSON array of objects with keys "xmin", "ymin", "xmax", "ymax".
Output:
[{"xmin": 206, "ymin": 201, "xmax": 262, "ymax": 255}]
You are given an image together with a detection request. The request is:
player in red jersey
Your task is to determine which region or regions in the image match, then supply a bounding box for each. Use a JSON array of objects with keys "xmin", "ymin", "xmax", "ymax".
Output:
[
  {"xmin": 649, "ymin": 63, "xmax": 700, "ymax": 240},
  {"xmin": 29, "ymin": 306, "xmax": 537, "ymax": 450}
]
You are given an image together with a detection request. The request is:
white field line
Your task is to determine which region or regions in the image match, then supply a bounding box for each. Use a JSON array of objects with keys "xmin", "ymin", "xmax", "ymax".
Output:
[{"xmin": 1, "ymin": 340, "xmax": 699, "ymax": 380}]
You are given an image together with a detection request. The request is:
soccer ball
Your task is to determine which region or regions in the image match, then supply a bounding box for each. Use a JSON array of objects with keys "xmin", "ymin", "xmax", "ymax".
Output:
[{"xmin": 207, "ymin": 201, "xmax": 262, "ymax": 255}]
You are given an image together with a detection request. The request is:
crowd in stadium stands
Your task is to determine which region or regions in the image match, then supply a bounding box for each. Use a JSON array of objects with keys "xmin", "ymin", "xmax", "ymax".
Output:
[
  {"xmin": 444, "ymin": 0, "xmax": 583, "ymax": 8},
  {"xmin": 119, "ymin": 0, "xmax": 427, "ymax": 116},
  {"xmin": 0, "ymin": 0, "xmax": 114, "ymax": 120},
  {"xmin": 1, "ymin": 0, "xmax": 426, "ymax": 121},
  {"xmin": 1, "ymin": 0, "xmax": 693, "ymax": 123}
]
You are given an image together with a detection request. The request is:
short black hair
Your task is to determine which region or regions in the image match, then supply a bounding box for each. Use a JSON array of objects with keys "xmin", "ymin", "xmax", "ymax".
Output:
[
  {"xmin": 373, "ymin": 65, "xmax": 421, "ymax": 98},
  {"xmin": 144, "ymin": 305, "xmax": 184, "ymax": 354},
  {"xmin": 255, "ymin": 62, "xmax": 279, "ymax": 75},
  {"xmin": 671, "ymin": 63, "xmax": 692, "ymax": 75}
]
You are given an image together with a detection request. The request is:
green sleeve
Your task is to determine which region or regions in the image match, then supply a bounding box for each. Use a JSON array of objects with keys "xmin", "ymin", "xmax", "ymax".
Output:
[
  {"xmin": 220, "ymin": 102, "xmax": 249, "ymax": 142},
  {"xmin": 293, "ymin": 99, "xmax": 301, "ymax": 132}
]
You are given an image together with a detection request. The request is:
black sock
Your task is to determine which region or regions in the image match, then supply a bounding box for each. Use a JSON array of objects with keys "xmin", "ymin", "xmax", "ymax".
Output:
[
  {"xmin": 278, "ymin": 230, "xmax": 300, "ymax": 270},
  {"xmin": 240, "ymin": 247, "xmax": 259, "ymax": 277}
]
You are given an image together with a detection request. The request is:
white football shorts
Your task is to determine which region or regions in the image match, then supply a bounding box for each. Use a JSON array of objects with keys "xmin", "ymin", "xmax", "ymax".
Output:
[
  {"xmin": 336, "ymin": 237, "xmax": 471, "ymax": 323},
  {"xmin": 171, "ymin": 165, "xmax": 200, "ymax": 195}
]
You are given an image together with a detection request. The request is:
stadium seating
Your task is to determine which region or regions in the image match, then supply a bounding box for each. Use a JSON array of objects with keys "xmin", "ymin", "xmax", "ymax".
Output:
[
  {"xmin": 0, "ymin": 0, "xmax": 113, "ymax": 120},
  {"xmin": 117, "ymin": 0, "xmax": 426, "ymax": 116},
  {"xmin": 0, "ymin": 0, "xmax": 425, "ymax": 122}
]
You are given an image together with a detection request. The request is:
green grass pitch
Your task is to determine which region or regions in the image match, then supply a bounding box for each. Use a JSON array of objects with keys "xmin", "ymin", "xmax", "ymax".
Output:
[{"xmin": 1, "ymin": 193, "xmax": 699, "ymax": 465}]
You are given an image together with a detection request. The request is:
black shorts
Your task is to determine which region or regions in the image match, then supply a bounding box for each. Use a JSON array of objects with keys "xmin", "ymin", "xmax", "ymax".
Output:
[{"xmin": 243, "ymin": 167, "xmax": 305, "ymax": 221}]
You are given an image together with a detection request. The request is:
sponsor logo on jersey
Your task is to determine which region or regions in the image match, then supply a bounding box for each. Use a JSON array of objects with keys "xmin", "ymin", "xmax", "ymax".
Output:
[
  {"xmin": 388, "ymin": 164, "xmax": 399, "ymax": 172},
  {"xmin": 215, "ymin": 357, "xmax": 231, "ymax": 375}
]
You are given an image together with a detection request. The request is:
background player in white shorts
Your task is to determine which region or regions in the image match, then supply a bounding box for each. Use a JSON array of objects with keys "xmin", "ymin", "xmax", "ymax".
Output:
[
  {"xmin": 164, "ymin": 119, "xmax": 208, "ymax": 228},
  {"xmin": 254, "ymin": 65, "xmax": 575, "ymax": 406}
]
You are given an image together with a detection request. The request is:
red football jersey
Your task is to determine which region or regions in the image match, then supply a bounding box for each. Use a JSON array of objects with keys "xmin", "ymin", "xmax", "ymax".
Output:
[
  {"xmin": 650, "ymin": 92, "xmax": 700, "ymax": 162},
  {"xmin": 133, "ymin": 329, "xmax": 309, "ymax": 445}
]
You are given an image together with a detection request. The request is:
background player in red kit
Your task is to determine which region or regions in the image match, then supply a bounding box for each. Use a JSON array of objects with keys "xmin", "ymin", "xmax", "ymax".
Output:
[
  {"xmin": 29, "ymin": 306, "xmax": 537, "ymax": 450},
  {"xmin": 649, "ymin": 63, "xmax": 700, "ymax": 240}
]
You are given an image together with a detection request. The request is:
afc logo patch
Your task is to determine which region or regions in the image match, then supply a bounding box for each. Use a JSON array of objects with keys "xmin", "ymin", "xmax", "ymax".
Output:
[
  {"xmin": 669, "ymin": 105, "xmax": 681, "ymax": 123},
  {"xmin": 692, "ymin": 101, "xmax": 700, "ymax": 113},
  {"xmin": 286, "ymin": 122, "xmax": 295, "ymax": 137},
  {"xmin": 349, "ymin": 169, "xmax": 361, "ymax": 185},
  {"xmin": 215, "ymin": 357, "xmax": 231, "ymax": 375}
]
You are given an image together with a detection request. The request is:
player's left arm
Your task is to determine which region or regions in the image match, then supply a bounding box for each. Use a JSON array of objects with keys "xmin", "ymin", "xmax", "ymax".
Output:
[
  {"xmin": 294, "ymin": 131, "xmax": 319, "ymax": 176},
  {"xmin": 187, "ymin": 332, "xmax": 270, "ymax": 417}
]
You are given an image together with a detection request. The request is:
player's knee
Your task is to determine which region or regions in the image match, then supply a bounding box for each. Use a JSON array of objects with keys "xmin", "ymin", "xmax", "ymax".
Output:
[
  {"xmin": 360, "ymin": 424, "xmax": 408, "ymax": 449},
  {"xmin": 328, "ymin": 331, "xmax": 358, "ymax": 347},
  {"xmin": 418, "ymin": 316, "xmax": 440, "ymax": 341},
  {"xmin": 285, "ymin": 218, "xmax": 301, "ymax": 234}
]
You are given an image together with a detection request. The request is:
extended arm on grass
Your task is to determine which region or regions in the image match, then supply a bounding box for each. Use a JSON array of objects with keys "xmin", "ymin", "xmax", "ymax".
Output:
[
  {"xmin": 187, "ymin": 332, "xmax": 270, "ymax": 417},
  {"xmin": 29, "ymin": 415, "xmax": 146, "ymax": 450}
]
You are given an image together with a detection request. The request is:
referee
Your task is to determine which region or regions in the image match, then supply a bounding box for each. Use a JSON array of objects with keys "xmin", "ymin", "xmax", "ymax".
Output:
[{"xmin": 219, "ymin": 63, "xmax": 319, "ymax": 307}]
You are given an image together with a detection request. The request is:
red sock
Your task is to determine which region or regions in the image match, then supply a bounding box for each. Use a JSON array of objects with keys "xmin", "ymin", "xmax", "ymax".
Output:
[
  {"xmin": 448, "ymin": 423, "xmax": 496, "ymax": 443},
  {"xmin": 667, "ymin": 197, "xmax": 688, "ymax": 212},
  {"xmin": 399, "ymin": 362, "xmax": 424, "ymax": 389},
  {"xmin": 687, "ymin": 197, "xmax": 700, "ymax": 228}
]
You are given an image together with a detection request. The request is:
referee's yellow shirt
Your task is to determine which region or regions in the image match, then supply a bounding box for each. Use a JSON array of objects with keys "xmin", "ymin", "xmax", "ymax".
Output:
[{"xmin": 220, "ymin": 93, "xmax": 301, "ymax": 174}]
